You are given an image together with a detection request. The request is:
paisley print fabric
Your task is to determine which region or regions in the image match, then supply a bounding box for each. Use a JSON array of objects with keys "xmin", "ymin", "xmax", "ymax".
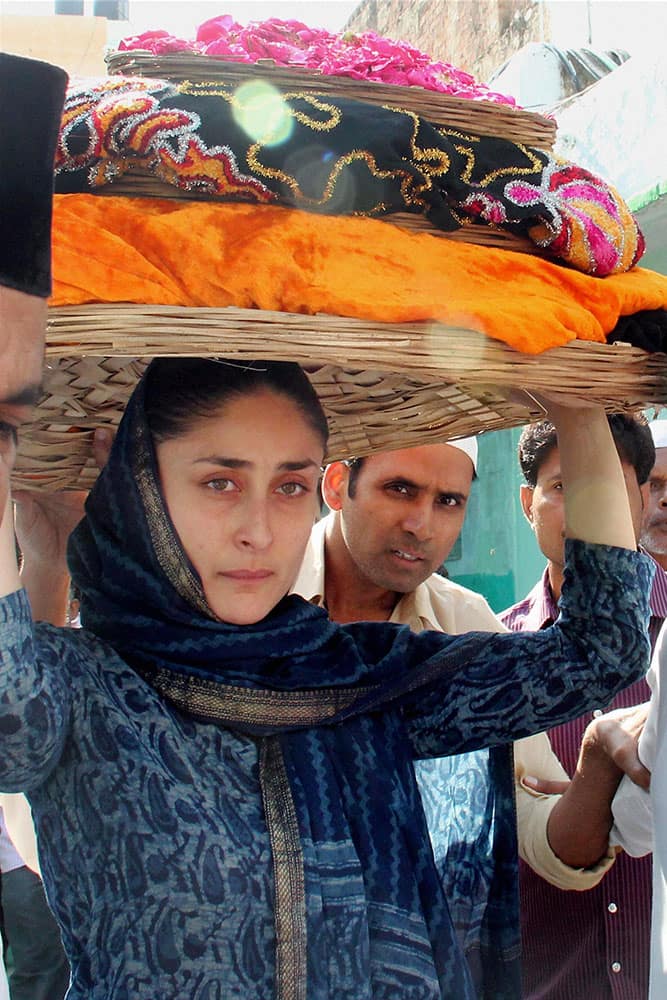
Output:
[
  {"xmin": 0, "ymin": 553, "xmax": 652, "ymax": 998},
  {"xmin": 54, "ymin": 75, "xmax": 643, "ymax": 275},
  {"xmin": 416, "ymin": 747, "xmax": 520, "ymax": 999},
  {"xmin": 0, "ymin": 366, "xmax": 654, "ymax": 997}
]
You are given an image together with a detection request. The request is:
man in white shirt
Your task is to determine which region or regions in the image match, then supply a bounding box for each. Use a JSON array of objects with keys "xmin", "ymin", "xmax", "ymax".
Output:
[
  {"xmin": 612, "ymin": 630, "xmax": 666, "ymax": 1000},
  {"xmin": 291, "ymin": 440, "xmax": 521, "ymax": 993},
  {"xmin": 293, "ymin": 441, "xmax": 499, "ymax": 634},
  {"xmin": 606, "ymin": 418, "xmax": 667, "ymax": 997}
]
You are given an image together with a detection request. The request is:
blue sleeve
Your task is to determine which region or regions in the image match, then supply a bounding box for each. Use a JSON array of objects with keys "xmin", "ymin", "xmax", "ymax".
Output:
[
  {"xmin": 0, "ymin": 589, "xmax": 73, "ymax": 790},
  {"xmin": 402, "ymin": 540, "xmax": 653, "ymax": 758}
]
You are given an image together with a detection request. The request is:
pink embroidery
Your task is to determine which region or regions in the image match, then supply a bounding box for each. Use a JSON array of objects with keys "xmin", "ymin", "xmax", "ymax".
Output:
[{"xmin": 504, "ymin": 158, "xmax": 643, "ymax": 276}]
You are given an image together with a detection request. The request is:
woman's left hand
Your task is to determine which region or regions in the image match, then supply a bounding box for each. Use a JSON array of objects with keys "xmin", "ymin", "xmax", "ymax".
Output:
[{"xmin": 13, "ymin": 490, "xmax": 87, "ymax": 570}]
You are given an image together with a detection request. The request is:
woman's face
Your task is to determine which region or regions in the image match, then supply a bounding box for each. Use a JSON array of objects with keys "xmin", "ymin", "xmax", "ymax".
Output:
[{"xmin": 157, "ymin": 388, "xmax": 324, "ymax": 625}]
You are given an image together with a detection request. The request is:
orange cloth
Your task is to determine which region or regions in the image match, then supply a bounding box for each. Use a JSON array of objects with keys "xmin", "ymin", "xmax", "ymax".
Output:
[{"xmin": 51, "ymin": 195, "xmax": 667, "ymax": 354}]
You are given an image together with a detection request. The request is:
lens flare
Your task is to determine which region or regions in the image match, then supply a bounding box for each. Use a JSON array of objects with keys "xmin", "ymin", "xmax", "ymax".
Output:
[{"xmin": 232, "ymin": 81, "xmax": 293, "ymax": 146}]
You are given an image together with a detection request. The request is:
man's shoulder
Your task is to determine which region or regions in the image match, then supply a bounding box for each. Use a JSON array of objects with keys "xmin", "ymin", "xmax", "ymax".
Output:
[
  {"xmin": 423, "ymin": 572, "xmax": 489, "ymax": 604},
  {"xmin": 500, "ymin": 575, "xmax": 550, "ymax": 631},
  {"xmin": 499, "ymin": 594, "xmax": 534, "ymax": 630},
  {"xmin": 419, "ymin": 573, "xmax": 505, "ymax": 633},
  {"xmin": 648, "ymin": 553, "xmax": 667, "ymax": 619}
]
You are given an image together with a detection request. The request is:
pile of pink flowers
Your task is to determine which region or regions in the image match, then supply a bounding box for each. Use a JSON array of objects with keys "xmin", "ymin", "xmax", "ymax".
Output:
[{"xmin": 118, "ymin": 15, "xmax": 517, "ymax": 106}]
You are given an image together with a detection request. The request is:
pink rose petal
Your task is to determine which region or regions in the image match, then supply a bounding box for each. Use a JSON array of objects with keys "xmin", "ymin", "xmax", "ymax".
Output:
[{"xmin": 118, "ymin": 16, "xmax": 518, "ymax": 106}]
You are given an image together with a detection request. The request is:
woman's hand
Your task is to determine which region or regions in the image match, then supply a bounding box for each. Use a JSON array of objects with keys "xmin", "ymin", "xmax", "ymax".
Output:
[
  {"xmin": 14, "ymin": 491, "xmax": 87, "ymax": 571},
  {"xmin": 11, "ymin": 428, "xmax": 112, "ymax": 624},
  {"xmin": 13, "ymin": 491, "xmax": 87, "ymax": 625}
]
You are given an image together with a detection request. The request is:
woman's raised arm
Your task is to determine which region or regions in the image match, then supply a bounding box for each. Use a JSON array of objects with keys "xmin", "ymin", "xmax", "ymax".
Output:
[
  {"xmin": 398, "ymin": 401, "xmax": 651, "ymax": 756},
  {"xmin": 550, "ymin": 400, "xmax": 636, "ymax": 551}
]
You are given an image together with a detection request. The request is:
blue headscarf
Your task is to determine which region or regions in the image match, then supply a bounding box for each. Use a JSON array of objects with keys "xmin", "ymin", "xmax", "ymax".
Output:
[{"xmin": 68, "ymin": 364, "xmax": 518, "ymax": 999}]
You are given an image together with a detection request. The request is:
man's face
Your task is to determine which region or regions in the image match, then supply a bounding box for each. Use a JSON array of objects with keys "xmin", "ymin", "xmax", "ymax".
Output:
[
  {"xmin": 521, "ymin": 445, "xmax": 644, "ymax": 567},
  {"xmin": 330, "ymin": 443, "xmax": 474, "ymax": 594},
  {"xmin": 0, "ymin": 286, "xmax": 46, "ymax": 510},
  {"xmin": 641, "ymin": 447, "xmax": 667, "ymax": 556}
]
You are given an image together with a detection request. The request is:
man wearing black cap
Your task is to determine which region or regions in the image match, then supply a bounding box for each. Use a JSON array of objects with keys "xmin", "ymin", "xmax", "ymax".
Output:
[
  {"xmin": 0, "ymin": 52, "xmax": 68, "ymax": 517},
  {"xmin": 0, "ymin": 51, "xmax": 69, "ymax": 1000}
]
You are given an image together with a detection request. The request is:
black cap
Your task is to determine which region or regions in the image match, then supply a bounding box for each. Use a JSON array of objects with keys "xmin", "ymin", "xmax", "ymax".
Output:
[{"xmin": 0, "ymin": 52, "xmax": 68, "ymax": 298}]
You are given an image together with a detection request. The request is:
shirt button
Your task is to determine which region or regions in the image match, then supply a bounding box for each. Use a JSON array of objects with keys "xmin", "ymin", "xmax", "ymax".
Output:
[
  {"xmin": 611, "ymin": 962, "xmax": 622, "ymax": 973},
  {"xmin": 593, "ymin": 709, "xmax": 604, "ymax": 718},
  {"xmin": 608, "ymin": 902, "xmax": 618, "ymax": 913}
]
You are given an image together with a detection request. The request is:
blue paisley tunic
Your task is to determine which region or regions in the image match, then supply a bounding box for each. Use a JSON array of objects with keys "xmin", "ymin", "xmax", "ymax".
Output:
[{"xmin": 0, "ymin": 541, "xmax": 652, "ymax": 999}]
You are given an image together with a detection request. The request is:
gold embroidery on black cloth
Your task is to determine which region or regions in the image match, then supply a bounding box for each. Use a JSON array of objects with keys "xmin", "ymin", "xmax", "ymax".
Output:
[
  {"xmin": 260, "ymin": 737, "xmax": 307, "ymax": 1000},
  {"xmin": 456, "ymin": 144, "xmax": 477, "ymax": 185},
  {"xmin": 475, "ymin": 143, "xmax": 543, "ymax": 188},
  {"xmin": 132, "ymin": 417, "xmax": 213, "ymax": 618},
  {"xmin": 406, "ymin": 111, "xmax": 451, "ymax": 178},
  {"xmin": 140, "ymin": 666, "xmax": 375, "ymax": 727},
  {"xmin": 247, "ymin": 142, "xmax": 410, "ymax": 206},
  {"xmin": 180, "ymin": 81, "xmax": 342, "ymax": 132},
  {"xmin": 177, "ymin": 80, "xmax": 235, "ymax": 101},
  {"xmin": 397, "ymin": 109, "xmax": 451, "ymax": 210},
  {"xmin": 436, "ymin": 126, "xmax": 481, "ymax": 144},
  {"xmin": 152, "ymin": 82, "xmax": 550, "ymax": 218}
]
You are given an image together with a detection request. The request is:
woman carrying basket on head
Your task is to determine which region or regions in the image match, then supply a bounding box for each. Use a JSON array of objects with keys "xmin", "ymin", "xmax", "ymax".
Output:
[{"xmin": 0, "ymin": 356, "xmax": 652, "ymax": 999}]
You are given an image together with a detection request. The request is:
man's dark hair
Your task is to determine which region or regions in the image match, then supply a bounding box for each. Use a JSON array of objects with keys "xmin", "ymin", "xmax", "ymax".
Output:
[
  {"xmin": 345, "ymin": 457, "xmax": 365, "ymax": 498},
  {"xmin": 518, "ymin": 413, "xmax": 655, "ymax": 488}
]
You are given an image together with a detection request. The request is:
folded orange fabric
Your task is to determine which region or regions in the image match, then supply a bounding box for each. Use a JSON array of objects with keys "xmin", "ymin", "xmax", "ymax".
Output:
[{"xmin": 51, "ymin": 195, "xmax": 667, "ymax": 354}]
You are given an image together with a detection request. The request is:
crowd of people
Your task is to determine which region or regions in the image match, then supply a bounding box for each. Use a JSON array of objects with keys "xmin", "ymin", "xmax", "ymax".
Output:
[{"xmin": 1, "ymin": 49, "xmax": 667, "ymax": 1000}]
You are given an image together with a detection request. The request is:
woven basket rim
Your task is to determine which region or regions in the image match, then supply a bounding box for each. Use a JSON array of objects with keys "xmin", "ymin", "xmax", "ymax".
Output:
[
  {"xmin": 13, "ymin": 303, "xmax": 667, "ymax": 492},
  {"xmin": 105, "ymin": 49, "xmax": 557, "ymax": 149}
]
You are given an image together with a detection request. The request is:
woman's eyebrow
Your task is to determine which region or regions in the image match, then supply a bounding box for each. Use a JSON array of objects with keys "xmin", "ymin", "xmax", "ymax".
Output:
[
  {"xmin": 278, "ymin": 460, "xmax": 322, "ymax": 472},
  {"xmin": 193, "ymin": 456, "xmax": 250, "ymax": 468},
  {"xmin": 192, "ymin": 457, "xmax": 321, "ymax": 471}
]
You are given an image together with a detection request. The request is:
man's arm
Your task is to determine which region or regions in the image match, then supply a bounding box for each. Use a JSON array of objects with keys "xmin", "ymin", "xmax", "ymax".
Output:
[{"xmin": 515, "ymin": 733, "xmax": 618, "ymax": 888}]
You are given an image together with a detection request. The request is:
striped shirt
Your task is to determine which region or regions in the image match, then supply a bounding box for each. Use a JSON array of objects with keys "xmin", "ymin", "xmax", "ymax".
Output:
[{"xmin": 502, "ymin": 554, "xmax": 667, "ymax": 1000}]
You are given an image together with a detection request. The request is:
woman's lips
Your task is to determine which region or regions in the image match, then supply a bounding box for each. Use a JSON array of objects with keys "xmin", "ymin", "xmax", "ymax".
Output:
[{"xmin": 221, "ymin": 569, "xmax": 274, "ymax": 580}]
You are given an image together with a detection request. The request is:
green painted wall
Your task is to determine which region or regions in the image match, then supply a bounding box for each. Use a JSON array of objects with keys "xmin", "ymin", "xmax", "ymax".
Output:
[{"xmin": 446, "ymin": 427, "xmax": 545, "ymax": 613}]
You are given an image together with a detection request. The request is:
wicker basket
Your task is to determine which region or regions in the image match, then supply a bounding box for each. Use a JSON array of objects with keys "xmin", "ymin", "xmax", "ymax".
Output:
[
  {"xmin": 12, "ymin": 304, "xmax": 667, "ymax": 492},
  {"xmin": 106, "ymin": 50, "xmax": 557, "ymax": 151}
]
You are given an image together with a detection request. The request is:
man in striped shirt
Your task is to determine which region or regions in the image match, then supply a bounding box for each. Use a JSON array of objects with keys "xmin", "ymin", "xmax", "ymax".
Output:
[{"xmin": 502, "ymin": 414, "xmax": 666, "ymax": 1000}]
